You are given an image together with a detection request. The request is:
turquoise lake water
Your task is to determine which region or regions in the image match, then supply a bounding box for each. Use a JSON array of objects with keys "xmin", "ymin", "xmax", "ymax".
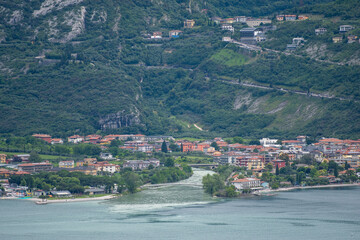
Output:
[{"xmin": 1, "ymin": 169, "xmax": 359, "ymax": 240}]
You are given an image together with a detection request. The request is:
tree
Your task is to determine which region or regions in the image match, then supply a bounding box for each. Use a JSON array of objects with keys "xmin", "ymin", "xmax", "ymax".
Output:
[
  {"xmin": 165, "ymin": 157, "xmax": 175, "ymax": 167},
  {"xmin": 29, "ymin": 151, "xmax": 41, "ymax": 163},
  {"xmin": 265, "ymin": 163, "xmax": 273, "ymax": 172},
  {"xmin": 345, "ymin": 161, "xmax": 350, "ymax": 170},
  {"xmin": 334, "ymin": 165, "xmax": 339, "ymax": 177},
  {"xmin": 169, "ymin": 143, "xmax": 180, "ymax": 152},
  {"xmin": 275, "ymin": 165, "xmax": 280, "ymax": 175},
  {"xmin": 180, "ymin": 143, "xmax": 184, "ymax": 152},
  {"xmin": 161, "ymin": 141, "xmax": 168, "ymax": 153},
  {"xmin": 202, "ymin": 174, "xmax": 224, "ymax": 195},
  {"xmin": 211, "ymin": 142, "xmax": 219, "ymax": 151},
  {"xmin": 124, "ymin": 172, "xmax": 142, "ymax": 193}
]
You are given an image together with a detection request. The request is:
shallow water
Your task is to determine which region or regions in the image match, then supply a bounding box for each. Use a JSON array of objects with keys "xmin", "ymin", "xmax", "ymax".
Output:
[{"xmin": 1, "ymin": 169, "xmax": 359, "ymax": 240}]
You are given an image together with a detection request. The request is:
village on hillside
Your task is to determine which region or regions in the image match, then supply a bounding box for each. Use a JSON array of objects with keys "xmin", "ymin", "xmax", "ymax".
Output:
[{"xmin": 1, "ymin": 132, "xmax": 360, "ymax": 198}]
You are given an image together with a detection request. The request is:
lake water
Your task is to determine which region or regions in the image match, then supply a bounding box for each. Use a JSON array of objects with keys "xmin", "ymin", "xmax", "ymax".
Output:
[{"xmin": 1, "ymin": 169, "xmax": 359, "ymax": 240}]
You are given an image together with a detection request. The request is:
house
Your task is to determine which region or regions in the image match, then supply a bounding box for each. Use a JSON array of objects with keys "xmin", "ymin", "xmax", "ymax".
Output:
[
  {"xmin": 99, "ymin": 163, "xmax": 119, "ymax": 174},
  {"xmin": 332, "ymin": 36, "xmax": 342, "ymax": 43},
  {"xmin": 181, "ymin": 142, "xmax": 196, "ymax": 152},
  {"xmin": 18, "ymin": 162, "xmax": 53, "ymax": 173},
  {"xmin": 276, "ymin": 15, "xmax": 284, "ymax": 21},
  {"xmin": 32, "ymin": 134, "xmax": 52, "ymax": 143},
  {"xmin": 70, "ymin": 166, "xmax": 97, "ymax": 176},
  {"xmin": 51, "ymin": 138, "xmax": 63, "ymax": 145},
  {"xmin": 59, "ymin": 160, "xmax": 75, "ymax": 168},
  {"xmin": 231, "ymin": 178, "xmax": 261, "ymax": 190},
  {"xmin": 84, "ymin": 158, "xmax": 97, "ymax": 165},
  {"xmin": 339, "ymin": 25, "xmax": 353, "ymax": 32},
  {"xmin": 246, "ymin": 18, "xmax": 271, "ymax": 27},
  {"xmin": 12, "ymin": 154, "xmax": 30, "ymax": 163},
  {"xmin": 285, "ymin": 15, "xmax": 297, "ymax": 21},
  {"xmin": 85, "ymin": 187, "xmax": 106, "ymax": 195},
  {"xmin": 100, "ymin": 152, "xmax": 113, "ymax": 160},
  {"xmin": 76, "ymin": 160, "xmax": 84, "ymax": 167},
  {"xmin": 211, "ymin": 16, "xmax": 222, "ymax": 24},
  {"xmin": 184, "ymin": 19, "xmax": 195, "ymax": 28},
  {"xmin": 296, "ymin": 136, "xmax": 307, "ymax": 144},
  {"xmin": 68, "ymin": 135, "xmax": 84, "ymax": 144},
  {"xmin": 50, "ymin": 190, "xmax": 71, "ymax": 197},
  {"xmin": 240, "ymin": 28, "xmax": 256, "ymax": 37},
  {"xmin": 282, "ymin": 140, "xmax": 301, "ymax": 146},
  {"xmin": 293, "ymin": 37, "xmax": 305, "ymax": 45},
  {"xmin": 315, "ymin": 28, "xmax": 327, "ymax": 35},
  {"xmin": 151, "ymin": 31, "xmax": 162, "ymax": 39},
  {"xmin": 0, "ymin": 168, "xmax": 12, "ymax": 178},
  {"xmin": 298, "ymin": 15, "xmax": 309, "ymax": 20},
  {"xmin": 169, "ymin": 30, "xmax": 183, "ymax": 38},
  {"xmin": 123, "ymin": 159, "xmax": 160, "ymax": 170},
  {"xmin": 222, "ymin": 36, "xmax": 232, "ymax": 42},
  {"xmin": 235, "ymin": 16, "xmax": 247, "ymax": 23},
  {"xmin": 221, "ymin": 24, "xmax": 234, "ymax": 32},
  {"xmin": 272, "ymin": 159, "xmax": 286, "ymax": 169},
  {"xmin": 0, "ymin": 154, "xmax": 7, "ymax": 164},
  {"xmin": 259, "ymin": 138, "xmax": 280, "ymax": 148},
  {"xmin": 347, "ymin": 35, "xmax": 358, "ymax": 43}
]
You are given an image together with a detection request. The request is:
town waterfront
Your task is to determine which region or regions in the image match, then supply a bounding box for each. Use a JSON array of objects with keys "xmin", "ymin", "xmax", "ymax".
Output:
[{"xmin": 1, "ymin": 169, "xmax": 359, "ymax": 240}]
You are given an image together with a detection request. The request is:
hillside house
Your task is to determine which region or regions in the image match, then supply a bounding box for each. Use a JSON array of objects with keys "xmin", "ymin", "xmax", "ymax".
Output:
[
  {"xmin": 339, "ymin": 25, "xmax": 353, "ymax": 32},
  {"xmin": 285, "ymin": 15, "xmax": 296, "ymax": 21},
  {"xmin": 221, "ymin": 24, "xmax": 234, "ymax": 32},
  {"xmin": 220, "ymin": 18, "xmax": 235, "ymax": 24},
  {"xmin": 332, "ymin": 36, "xmax": 342, "ymax": 43},
  {"xmin": 272, "ymin": 159, "xmax": 286, "ymax": 169},
  {"xmin": 222, "ymin": 36, "xmax": 232, "ymax": 42},
  {"xmin": 12, "ymin": 154, "xmax": 30, "ymax": 163},
  {"xmin": 184, "ymin": 19, "xmax": 195, "ymax": 28},
  {"xmin": 100, "ymin": 152, "xmax": 113, "ymax": 160},
  {"xmin": 298, "ymin": 15, "xmax": 309, "ymax": 20},
  {"xmin": 0, "ymin": 154, "xmax": 7, "ymax": 164},
  {"xmin": 68, "ymin": 135, "xmax": 84, "ymax": 144},
  {"xmin": 151, "ymin": 32, "xmax": 162, "ymax": 39},
  {"xmin": 32, "ymin": 134, "xmax": 52, "ymax": 143},
  {"xmin": 292, "ymin": 37, "xmax": 305, "ymax": 45},
  {"xmin": 246, "ymin": 18, "xmax": 271, "ymax": 27},
  {"xmin": 235, "ymin": 16, "xmax": 247, "ymax": 23},
  {"xmin": 18, "ymin": 162, "xmax": 53, "ymax": 173},
  {"xmin": 51, "ymin": 138, "xmax": 63, "ymax": 144},
  {"xmin": 347, "ymin": 35, "xmax": 358, "ymax": 43},
  {"xmin": 211, "ymin": 16, "xmax": 222, "ymax": 24},
  {"xmin": 169, "ymin": 30, "xmax": 182, "ymax": 38},
  {"xmin": 59, "ymin": 160, "xmax": 75, "ymax": 168},
  {"xmin": 276, "ymin": 15, "xmax": 284, "ymax": 21},
  {"xmin": 123, "ymin": 159, "xmax": 160, "ymax": 170},
  {"xmin": 315, "ymin": 28, "xmax": 327, "ymax": 35},
  {"xmin": 240, "ymin": 28, "xmax": 256, "ymax": 37}
]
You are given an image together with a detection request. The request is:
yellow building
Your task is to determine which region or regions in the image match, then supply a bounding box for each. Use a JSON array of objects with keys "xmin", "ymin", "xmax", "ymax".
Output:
[
  {"xmin": 0, "ymin": 154, "xmax": 6, "ymax": 164},
  {"xmin": 184, "ymin": 19, "xmax": 195, "ymax": 28}
]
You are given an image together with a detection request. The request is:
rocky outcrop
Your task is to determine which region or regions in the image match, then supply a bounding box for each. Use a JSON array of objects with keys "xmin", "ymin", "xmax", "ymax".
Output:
[
  {"xmin": 33, "ymin": 0, "xmax": 84, "ymax": 17},
  {"xmin": 99, "ymin": 109, "xmax": 141, "ymax": 130}
]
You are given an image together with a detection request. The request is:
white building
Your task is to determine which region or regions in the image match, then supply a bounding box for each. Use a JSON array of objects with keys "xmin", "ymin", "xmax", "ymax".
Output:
[
  {"xmin": 100, "ymin": 152, "xmax": 114, "ymax": 160},
  {"xmin": 101, "ymin": 164, "xmax": 119, "ymax": 174},
  {"xmin": 221, "ymin": 24, "xmax": 234, "ymax": 32},
  {"xmin": 339, "ymin": 25, "xmax": 353, "ymax": 32},
  {"xmin": 231, "ymin": 178, "xmax": 261, "ymax": 190},
  {"xmin": 259, "ymin": 138, "xmax": 280, "ymax": 148},
  {"xmin": 68, "ymin": 135, "xmax": 84, "ymax": 144}
]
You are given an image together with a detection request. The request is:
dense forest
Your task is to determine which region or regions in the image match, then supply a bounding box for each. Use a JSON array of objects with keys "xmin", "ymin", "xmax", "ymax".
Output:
[{"xmin": 1, "ymin": 0, "xmax": 360, "ymax": 139}]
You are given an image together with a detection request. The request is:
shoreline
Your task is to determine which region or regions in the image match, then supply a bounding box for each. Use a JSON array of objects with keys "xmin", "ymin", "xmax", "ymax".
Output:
[
  {"xmin": 1, "ymin": 194, "xmax": 119, "ymax": 204},
  {"xmin": 256, "ymin": 183, "xmax": 360, "ymax": 194}
]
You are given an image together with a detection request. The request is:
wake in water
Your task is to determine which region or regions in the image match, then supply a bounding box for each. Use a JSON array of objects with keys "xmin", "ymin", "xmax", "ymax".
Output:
[{"xmin": 108, "ymin": 168, "xmax": 217, "ymax": 214}]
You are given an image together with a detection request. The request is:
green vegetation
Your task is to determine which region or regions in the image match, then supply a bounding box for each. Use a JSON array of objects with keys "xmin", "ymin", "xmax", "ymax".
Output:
[
  {"xmin": 210, "ymin": 48, "xmax": 249, "ymax": 66},
  {"xmin": 1, "ymin": 0, "xmax": 360, "ymax": 139}
]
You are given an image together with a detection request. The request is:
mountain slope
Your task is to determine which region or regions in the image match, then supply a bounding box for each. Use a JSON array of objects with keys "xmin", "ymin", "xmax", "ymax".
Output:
[{"xmin": 1, "ymin": 0, "xmax": 360, "ymax": 139}]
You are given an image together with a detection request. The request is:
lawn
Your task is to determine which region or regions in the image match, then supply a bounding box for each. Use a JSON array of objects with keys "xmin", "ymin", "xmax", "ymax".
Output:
[{"xmin": 210, "ymin": 49, "xmax": 249, "ymax": 66}]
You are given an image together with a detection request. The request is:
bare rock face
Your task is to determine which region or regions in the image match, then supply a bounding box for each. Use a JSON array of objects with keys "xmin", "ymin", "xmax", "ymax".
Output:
[
  {"xmin": 33, "ymin": 0, "xmax": 84, "ymax": 17},
  {"xmin": 99, "ymin": 110, "xmax": 141, "ymax": 130}
]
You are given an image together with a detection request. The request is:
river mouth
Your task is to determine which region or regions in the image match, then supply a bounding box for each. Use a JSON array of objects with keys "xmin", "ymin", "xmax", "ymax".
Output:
[{"xmin": 106, "ymin": 168, "xmax": 219, "ymax": 214}]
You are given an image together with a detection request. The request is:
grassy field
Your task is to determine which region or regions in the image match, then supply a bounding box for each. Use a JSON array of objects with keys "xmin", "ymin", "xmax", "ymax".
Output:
[{"xmin": 210, "ymin": 49, "xmax": 249, "ymax": 66}]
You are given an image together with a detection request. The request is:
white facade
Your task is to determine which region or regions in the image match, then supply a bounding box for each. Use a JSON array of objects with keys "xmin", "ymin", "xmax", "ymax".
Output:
[
  {"xmin": 231, "ymin": 178, "xmax": 261, "ymax": 190},
  {"xmin": 259, "ymin": 138, "xmax": 280, "ymax": 148}
]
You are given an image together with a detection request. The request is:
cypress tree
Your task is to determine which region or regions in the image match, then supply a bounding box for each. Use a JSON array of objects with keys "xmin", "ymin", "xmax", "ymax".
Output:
[
  {"xmin": 161, "ymin": 140, "xmax": 168, "ymax": 153},
  {"xmin": 275, "ymin": 165, "xmax": 280, "ymax": 175}
]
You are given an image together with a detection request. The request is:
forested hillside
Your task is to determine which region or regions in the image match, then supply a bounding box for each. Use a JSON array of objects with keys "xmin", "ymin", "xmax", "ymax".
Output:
[{"xmin": 1, "ymin": 0, "xmax": 360, "ymax": 139}]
